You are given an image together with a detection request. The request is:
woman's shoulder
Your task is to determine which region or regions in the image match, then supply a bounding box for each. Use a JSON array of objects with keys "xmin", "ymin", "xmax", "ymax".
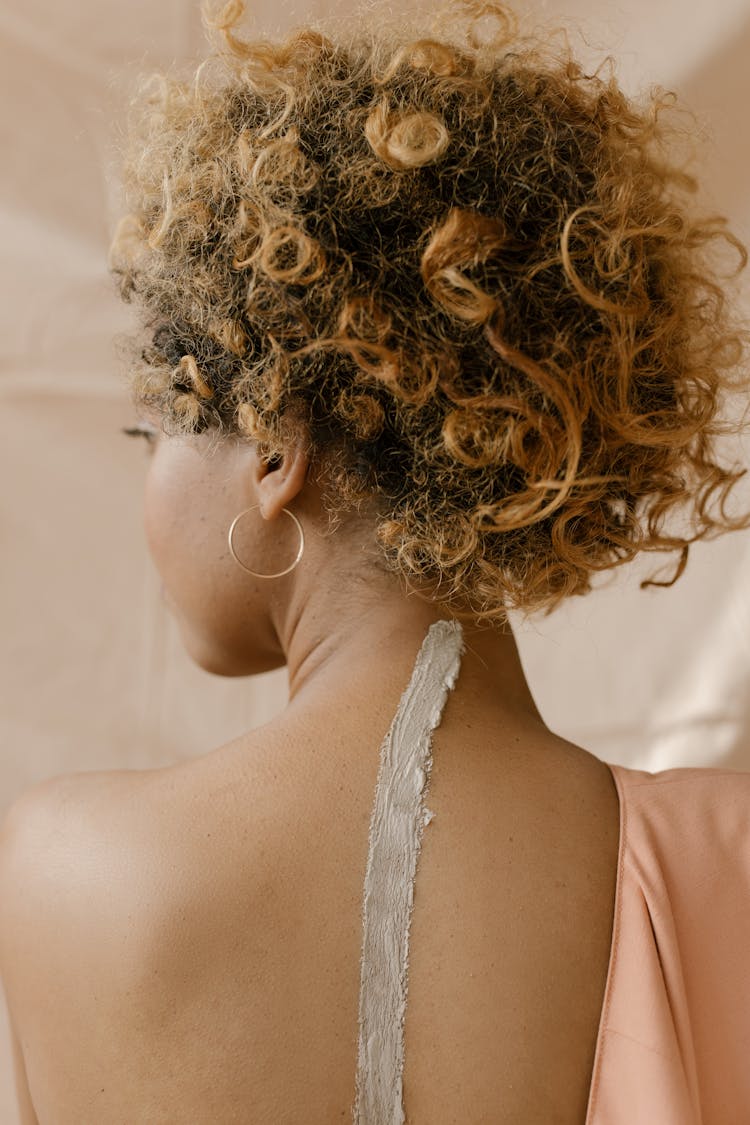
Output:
[
  {"xmin": 2, "ymin": 732, "xmax": 323, "ymax": 945},
  {"xmin": 0, "ymin": 769, "xmax": 168, "ymax": 1104},
  {"xmin": 0, "ymin": 767, "xmax": 189, "ymax": 976},
  {"xmin": 0, "ymin": 755, "xmax": 288, "ymax": 1118},
  {"xmin": 1, "ymin": 766, "xmax": 192, "ymax": 890},
  {"xmin": 0, "ymin": 719, "xmax": 340, "ymax": 923},
  {"xmin": 0, "ymin": 749, "xmax": 287, "ymax": 911}
]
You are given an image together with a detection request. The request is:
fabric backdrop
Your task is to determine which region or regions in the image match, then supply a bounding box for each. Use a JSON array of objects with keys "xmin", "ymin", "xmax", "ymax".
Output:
[{"xmin": 2, "ymin": 0, "xmax": 750, "ymax": 1118}]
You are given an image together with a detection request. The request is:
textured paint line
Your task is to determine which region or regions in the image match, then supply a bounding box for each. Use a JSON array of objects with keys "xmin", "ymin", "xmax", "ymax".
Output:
[{"xmin": 352, "ymin": 618, "xmax": 465, "ymax": 1124}]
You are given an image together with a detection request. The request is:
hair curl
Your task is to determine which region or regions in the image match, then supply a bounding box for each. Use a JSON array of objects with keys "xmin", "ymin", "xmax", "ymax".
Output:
[{"xmin": 109, "ymin": 0, "xmax": 750, "ymax": 626}]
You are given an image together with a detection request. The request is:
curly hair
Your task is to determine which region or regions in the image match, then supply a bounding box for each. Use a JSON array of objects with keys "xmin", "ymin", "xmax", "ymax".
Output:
[{"xmin": 108, "ymin": 0, "xmax": 750, "ymax": 627}]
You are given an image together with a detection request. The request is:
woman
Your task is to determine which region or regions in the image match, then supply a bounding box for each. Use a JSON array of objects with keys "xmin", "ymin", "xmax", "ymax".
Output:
[{"xmin": 2, "ymin": 0, "xmax": 750, "ymax": 1121}]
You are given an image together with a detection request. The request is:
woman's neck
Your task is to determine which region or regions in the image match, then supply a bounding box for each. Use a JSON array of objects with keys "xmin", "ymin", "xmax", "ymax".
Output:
[{"xmin": 274, "ymin": 575, "xmax": 544, "ymax": 729}]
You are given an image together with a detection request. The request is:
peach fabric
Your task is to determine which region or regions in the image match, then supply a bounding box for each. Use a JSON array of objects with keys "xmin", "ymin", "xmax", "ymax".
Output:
[{"xmin": 586, "ymin": 764, "xmax": 750, "ymax": 1125}]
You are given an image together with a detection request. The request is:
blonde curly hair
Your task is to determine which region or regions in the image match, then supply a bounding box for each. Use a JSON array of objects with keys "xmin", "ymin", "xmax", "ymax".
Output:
[{"xmin": 109, "ymin": 0, "xmax": 750, "ymax": 626}]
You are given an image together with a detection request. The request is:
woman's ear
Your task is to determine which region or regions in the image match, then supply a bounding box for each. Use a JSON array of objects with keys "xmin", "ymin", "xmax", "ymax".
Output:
[{"xmin": 254, "ymin": 438, "xmax": 310, "ymax": 521}]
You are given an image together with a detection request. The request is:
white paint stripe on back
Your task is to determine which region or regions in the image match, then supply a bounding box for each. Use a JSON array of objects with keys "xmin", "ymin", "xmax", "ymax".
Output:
[{"xmin": 352, "ymin": 618, "xmax": 465, "ymax": 1124}]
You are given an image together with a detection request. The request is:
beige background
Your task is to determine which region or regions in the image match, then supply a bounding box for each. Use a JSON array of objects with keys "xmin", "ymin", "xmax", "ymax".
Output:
[{"xmin": 2, "ymin": 0, "xmax": 750, "ymax": 1118}]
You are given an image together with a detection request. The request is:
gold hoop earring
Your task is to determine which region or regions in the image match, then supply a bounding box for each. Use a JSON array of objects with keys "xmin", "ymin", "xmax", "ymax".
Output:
[{"xmin": 227, "ymin": 505, "xmax": 305, "ymax": 579}]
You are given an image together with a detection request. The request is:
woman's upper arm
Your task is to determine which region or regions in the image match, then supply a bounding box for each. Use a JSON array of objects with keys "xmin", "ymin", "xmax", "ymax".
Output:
[
  {"xmin": 8, "ymin": 1015, "xmax": 40, "ymax": 1125},
  {"xmin": 0, "ymin": 779, "xmax": 77, "ymax": 1125},
  {"xmin": 0, "ymin": 785, "xmax": 53, "ymax": 1125}
]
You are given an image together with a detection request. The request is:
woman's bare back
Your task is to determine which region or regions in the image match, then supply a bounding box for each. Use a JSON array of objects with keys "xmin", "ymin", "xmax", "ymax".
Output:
[{"xmin": 17, "ymin": 633, "xmax": 620, "ymax": 1124}]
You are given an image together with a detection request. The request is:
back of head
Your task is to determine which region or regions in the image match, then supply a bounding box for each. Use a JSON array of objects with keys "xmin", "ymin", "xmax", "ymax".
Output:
[{"xmin": 109, "ymin": 0, "xmax": 750, "ymax": 627}]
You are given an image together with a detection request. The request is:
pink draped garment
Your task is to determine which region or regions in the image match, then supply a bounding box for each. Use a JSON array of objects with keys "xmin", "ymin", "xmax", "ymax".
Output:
[{"xmin": 586, "ymin": 763, "xmax": 750, "ymax": 1124}]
